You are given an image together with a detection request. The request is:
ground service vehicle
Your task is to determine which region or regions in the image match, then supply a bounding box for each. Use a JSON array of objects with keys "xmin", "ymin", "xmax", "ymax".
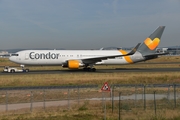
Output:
[{"xmin": 3, "ymin": 66, "xmax": 29, "ymax": 73}]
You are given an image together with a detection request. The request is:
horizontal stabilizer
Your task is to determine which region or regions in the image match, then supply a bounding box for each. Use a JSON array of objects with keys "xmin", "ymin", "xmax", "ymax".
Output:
[{"xmin": 143, "ymin": 52, "xmax": 169, "ymax": 57}]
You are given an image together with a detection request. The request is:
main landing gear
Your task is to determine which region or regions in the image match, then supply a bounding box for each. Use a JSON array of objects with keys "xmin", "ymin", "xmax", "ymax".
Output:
[
  {"xmin": 83, "ymin": 64, "xmax": 96, "ymax": 72},
  {"xmin": 83, "ymin": 67, "xmax": 96, "ymax": 72}
]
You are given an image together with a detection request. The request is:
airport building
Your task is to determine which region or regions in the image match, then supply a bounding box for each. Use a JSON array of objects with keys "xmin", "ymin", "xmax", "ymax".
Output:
[
  {"xmin": 0, "ymin": 51, "xmax": 9, "ymax": 58},
  {"xmin": 157, "ymin": 46, "xmax": 180, "ymax": 55},
  {"xmin": 102, "ymin": 46, "xmax": 180, "ymax": 56},
  {"xmin": 1, "ymin": 46, "xmax": 180, "ymax": 58}
]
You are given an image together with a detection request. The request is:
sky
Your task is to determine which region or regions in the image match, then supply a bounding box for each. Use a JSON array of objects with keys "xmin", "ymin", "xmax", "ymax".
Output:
[{"xmin": 0, "ymin": 0, "xmax": 180, "ymax": 50}]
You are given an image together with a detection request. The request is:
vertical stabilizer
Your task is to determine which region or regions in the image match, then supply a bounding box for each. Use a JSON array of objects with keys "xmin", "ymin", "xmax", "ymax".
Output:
[{"xmin": 138, "ymin": 26, "xmax": 165, "ymax": 56}]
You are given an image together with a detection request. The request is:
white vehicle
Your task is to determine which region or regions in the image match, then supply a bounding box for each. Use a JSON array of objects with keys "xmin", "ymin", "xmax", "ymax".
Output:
[{"xmin": 3, "ymin": 66, "xmax": 29, "ymax": 73}]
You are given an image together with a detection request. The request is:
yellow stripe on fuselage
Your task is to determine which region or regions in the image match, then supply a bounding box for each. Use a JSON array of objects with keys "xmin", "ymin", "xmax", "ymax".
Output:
[{"xmin": 119, "ymin": 50, "xmax": 133, "ymax": 63}]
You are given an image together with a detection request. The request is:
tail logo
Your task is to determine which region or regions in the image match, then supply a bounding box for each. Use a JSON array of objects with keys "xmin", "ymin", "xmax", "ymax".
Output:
[{"xmin": 144, "ymin": 38, "xmax": 160, "ymax": 50}]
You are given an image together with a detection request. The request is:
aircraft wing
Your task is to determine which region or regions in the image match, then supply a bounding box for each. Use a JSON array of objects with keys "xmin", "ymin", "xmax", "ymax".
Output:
[{"xmin": 81, "ymin": 43, "xmax": 141, "ymax": 64}]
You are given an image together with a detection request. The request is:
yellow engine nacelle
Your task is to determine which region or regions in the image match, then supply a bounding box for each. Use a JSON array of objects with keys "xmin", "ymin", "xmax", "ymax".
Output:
[
  {"xmin": 68, "ymin": 60, "xmax": 80, "ymax": 69},
  {"xmin": 62, "ymin": 60, "xmax": 84, "ymax": 69}
]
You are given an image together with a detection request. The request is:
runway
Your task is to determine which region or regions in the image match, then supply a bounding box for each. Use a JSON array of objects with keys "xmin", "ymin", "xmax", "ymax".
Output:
[{"xmin": 1, "ymin": 67, "xmax": 180, "ymax": 75}]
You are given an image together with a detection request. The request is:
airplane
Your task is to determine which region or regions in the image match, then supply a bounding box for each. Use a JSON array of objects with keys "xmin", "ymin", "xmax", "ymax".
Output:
[{"xmin": 9, "ymin": 26, "xmax": 166, "ymax": 72}]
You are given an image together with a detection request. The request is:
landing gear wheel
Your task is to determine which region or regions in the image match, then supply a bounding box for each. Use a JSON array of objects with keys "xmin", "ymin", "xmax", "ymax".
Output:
[
  {"xmin": 25, "ymin": 69, "xmax": 29, "ymax": 72},
  {"xmin": 83, "ymin": 67, "xmax": 88, "ymax": 71},
  {"xmin": 83, "ymin": 67, "xmax": 96, "ymax": 72},
  {"xmin": 10, "ymin": 69, "xmax": 15, "ymax": 73},
  {"xmin": 91, "ymin": 68, "xmax": 96, "ymax": 72}
]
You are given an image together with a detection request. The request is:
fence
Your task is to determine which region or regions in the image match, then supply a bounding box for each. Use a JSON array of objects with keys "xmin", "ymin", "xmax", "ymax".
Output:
[
  {"xmin": 112, "ymin": 84, "xmax": 180, "ymax": 112},
  {"xmin": 0, "ymin": 84, "xmax": 180, "ymax": 118},
  {"xmin": 0, "ymin": 85, "xmax": 99, "ymax": 112}
]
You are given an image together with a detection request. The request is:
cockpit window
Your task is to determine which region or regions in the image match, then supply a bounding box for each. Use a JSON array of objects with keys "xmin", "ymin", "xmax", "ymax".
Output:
[{"xmin": 11, "ymin": 54, "xmax": 19, "ymax": 56}]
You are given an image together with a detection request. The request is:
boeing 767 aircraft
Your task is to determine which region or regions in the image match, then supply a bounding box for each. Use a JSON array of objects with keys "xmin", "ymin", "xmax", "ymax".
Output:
[{"xmin": 9, "ymin": 26, "xmax": 166, "ymax": 72}]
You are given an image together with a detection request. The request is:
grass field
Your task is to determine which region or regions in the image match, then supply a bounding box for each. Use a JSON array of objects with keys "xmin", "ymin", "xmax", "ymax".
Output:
[
  {"xmin": 1, "ymin": 72, "xmax": 180, "ymax": 87},
  {"xmin": 1, "ymin": 102, "xmax": 180, "ymax": 120},
  {"xmin": 0, "ymin": 56, "xmax": 180, "ymax": 120}
]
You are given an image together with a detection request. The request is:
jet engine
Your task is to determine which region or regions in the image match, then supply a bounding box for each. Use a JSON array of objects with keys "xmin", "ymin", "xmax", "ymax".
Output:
[{"xmin": 62, "ymin": 60, "xmax": 84, "ymax": 69}]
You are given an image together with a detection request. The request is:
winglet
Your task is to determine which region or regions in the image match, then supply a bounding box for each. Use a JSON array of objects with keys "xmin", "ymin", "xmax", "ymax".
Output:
[{"xmin": 126, "ymin": 43, "xmax": 141, "ymax": 56}]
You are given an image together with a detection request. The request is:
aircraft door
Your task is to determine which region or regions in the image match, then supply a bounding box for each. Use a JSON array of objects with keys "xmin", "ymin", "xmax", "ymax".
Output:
[{"xmin": 25, "ymin": 53, "xmax": 29, "ymax": 60}]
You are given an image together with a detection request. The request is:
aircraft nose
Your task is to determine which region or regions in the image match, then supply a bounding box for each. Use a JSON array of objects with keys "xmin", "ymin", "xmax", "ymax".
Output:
[
  {"xmin": 9, "ymin": 56, "xmax": 14, "ymax": 61},
  {"xmin": 9, "ymin": 55, "xmax": 17, "ymax": 62},
  {"xmin": 9, "ymin": 53, "xmax": 19, "ymax": 62}
]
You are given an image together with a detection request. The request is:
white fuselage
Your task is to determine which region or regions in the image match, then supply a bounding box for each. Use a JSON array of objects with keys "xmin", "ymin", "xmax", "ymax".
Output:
[
  {"xmin": 9, "ymin": 50, "xmax": 145, "ymax": 66},
  {"xmin": 7, "ymin": 26, "xmax": 165, "ymax": 70}
]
